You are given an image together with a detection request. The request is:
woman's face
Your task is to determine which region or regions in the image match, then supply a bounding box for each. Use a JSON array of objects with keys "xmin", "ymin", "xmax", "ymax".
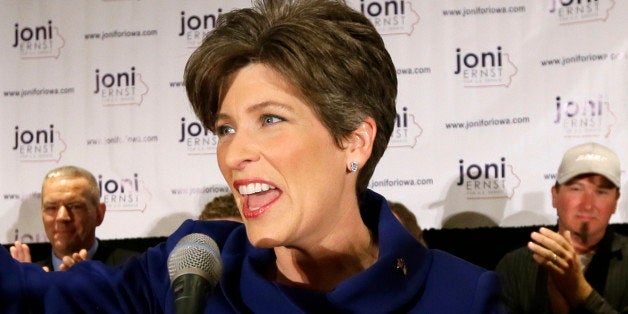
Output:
[{"xmin": 215, "ymin": 63, "xmax": 355, "ymax": 248}]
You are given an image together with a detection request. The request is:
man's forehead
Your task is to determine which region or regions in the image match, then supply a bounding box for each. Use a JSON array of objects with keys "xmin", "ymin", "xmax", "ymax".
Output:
[
  {"xmin": 563, "ymin": 173, "xmax": 616, "ymax": 188},
  {"xmin": 42, "ymin": 192, "xmax": 88, "ymax": 203},
  {"xmin": 43, "ymin": 179, "xmax": 90, "ymax": 198}
]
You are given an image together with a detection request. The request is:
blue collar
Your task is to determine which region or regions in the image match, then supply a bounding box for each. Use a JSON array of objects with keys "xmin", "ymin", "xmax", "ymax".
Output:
[{"xmin": 222, "ymin": 189, "xmax": 429, "ymax": 312}]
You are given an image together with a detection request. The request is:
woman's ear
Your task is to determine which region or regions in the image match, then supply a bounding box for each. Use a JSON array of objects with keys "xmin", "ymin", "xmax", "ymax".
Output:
[{"xmin": 345, "ymin": 117, "xmax": 376, "ymax": 172}]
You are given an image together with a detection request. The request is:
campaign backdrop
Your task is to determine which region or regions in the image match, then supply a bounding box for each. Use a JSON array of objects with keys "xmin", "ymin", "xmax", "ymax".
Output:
[{"xmin": 1, "ymin": 0, "xmax": 627, "ymax": 244}]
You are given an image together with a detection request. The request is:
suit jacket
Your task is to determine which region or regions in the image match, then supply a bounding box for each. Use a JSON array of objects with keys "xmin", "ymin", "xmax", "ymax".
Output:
[
  {"xmin": 1, "ymin": 190, "xmax": 505, "ymax": 313},
  {"xmin": 36, "ymin": 239, "xmax": 139, "ymax": 271},
  {"xmin": 495, "ymin": 229, "xmax": 628, "ymax": 313}
]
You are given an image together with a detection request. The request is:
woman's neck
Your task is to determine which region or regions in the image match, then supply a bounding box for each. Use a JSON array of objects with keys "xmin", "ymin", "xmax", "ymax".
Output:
[{"xmin": 271, "ymin": 221, "xmax": 378, "ymax": 291}]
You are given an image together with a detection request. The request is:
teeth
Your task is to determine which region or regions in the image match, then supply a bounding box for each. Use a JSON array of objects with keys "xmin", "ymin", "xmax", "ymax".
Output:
[{"xmin": 238, "ymin": 182, "xmax": 275, "ymax": 195}]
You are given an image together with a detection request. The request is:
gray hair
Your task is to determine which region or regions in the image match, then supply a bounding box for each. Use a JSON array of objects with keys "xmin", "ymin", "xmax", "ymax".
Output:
[{"xmin": 43, "ymin": 165, "xmax": 101, "ymax": 205}]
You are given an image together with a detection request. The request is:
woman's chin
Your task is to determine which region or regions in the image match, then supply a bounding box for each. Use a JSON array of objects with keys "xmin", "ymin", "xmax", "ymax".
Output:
[{"xmin": 246, "ymin": 231, "xmax": 283, "ymax": 249}]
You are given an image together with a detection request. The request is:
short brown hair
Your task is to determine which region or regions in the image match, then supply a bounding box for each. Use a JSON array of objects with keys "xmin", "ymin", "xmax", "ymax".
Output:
[
  {"xmin": 388, "ymin": 201, "xmax": 426, "ymax": 246},
  {"xmin": 199, "ymin": 193, "xmax": 241, "ymax": 221},
  {"xmin": 185, "ymin": 0, "xmax": 397, "ymax": 193}
]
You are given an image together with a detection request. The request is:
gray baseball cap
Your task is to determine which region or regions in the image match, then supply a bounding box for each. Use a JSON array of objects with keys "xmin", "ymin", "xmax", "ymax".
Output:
[{"xmin": 557, "ymin": 142, "xmax": 621, "ymax": 188}]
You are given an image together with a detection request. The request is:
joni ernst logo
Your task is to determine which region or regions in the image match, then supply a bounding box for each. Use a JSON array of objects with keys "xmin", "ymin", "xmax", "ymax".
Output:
[
  {"xmin": 359, "ymin": 0, "xmax": 420, "ymax": 35},
  {"xmin": 12, "ymin": 20, "xmax": 65, "ymax": 59},
  {"xmin": 553, "ymin": 94, "xmax": 617, "ymax": 138},
  {"xmin": 12, "ymin": 124, "xmax": 67, "ymax": 162},
  {"xmin": 98, "ymin": 172, "xmax": 152, "ymax": 212},
  {"xmin": 549, "ymin": 0, "xmax": 615, "ymax": 25},
  {"xmin": 178, "ymin": 10, "xmax": 223, "ymax": 48},
  {"xmin": 454, "ymin": 46, "xmax": 518, "ymax": 88},
  {"xmin": 179, "ymin": 117, "xmax": 218, "ymax": 155},
  {"xmin": 93, "ymin": 66, "xmax": 149, "ymax": 106},
  {"xmin": 388, "ymin": 106, "xmax": 422, "ymax": 148},
  {"xmin": 457, "ymin": 157, "xmax": 521, "ymax": 199}
]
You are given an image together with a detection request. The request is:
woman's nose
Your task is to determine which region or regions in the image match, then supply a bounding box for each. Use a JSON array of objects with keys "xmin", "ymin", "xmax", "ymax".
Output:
[{"xmin": 220, "ymin": 130, "xmax": 259, "ymax": 170}]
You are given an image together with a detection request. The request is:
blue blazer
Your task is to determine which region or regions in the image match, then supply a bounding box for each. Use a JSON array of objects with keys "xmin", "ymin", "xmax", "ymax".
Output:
[{"xmin": 0, "ymin": 190, "xmax": 505, "ymax": 313}]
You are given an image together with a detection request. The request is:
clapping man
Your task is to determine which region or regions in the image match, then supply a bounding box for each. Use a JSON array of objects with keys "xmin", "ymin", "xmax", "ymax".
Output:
[
  {"xmin": 496, "ymin": 142, "xmax": 628, "ymax": 313},
  {"xmin": 10, "ymin": 165, "xmax": 137, "ymax": 271}
]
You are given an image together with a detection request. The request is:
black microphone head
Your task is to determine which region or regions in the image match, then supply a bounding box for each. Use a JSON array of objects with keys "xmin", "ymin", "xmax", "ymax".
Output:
[{"xmin": 167, "ymin": 233, "xmax": 222, "ymax": 286}]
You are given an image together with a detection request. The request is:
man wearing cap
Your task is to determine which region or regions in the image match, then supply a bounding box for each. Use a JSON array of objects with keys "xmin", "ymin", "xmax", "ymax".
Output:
[{"xmin": 496, "ymin": 142, "xmax": 628, "ymax": 313}]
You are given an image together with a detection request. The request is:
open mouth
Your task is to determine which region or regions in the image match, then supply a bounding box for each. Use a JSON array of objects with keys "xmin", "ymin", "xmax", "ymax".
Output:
[{"xmin": 238, "ymin": 182, "xmax": 281, "ymax": 218}]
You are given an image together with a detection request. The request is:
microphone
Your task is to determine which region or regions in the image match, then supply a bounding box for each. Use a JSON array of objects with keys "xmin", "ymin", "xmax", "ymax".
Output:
[{"xmin": 167, "ymin": 233, "xmax": 223, "ymax": 314}]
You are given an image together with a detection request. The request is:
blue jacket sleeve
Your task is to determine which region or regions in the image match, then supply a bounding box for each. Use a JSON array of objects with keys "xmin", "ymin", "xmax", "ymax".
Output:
[
  {"xmin": 0, "ymin": 219, "xmax": 238, "ymax": 313},
  {"xmin": 422, "ymin": 250, "xmax": 506, "ymax": 314},
  {"xmin": 0, "ymin": 237, "xmax": 171, "ymax": 313}
]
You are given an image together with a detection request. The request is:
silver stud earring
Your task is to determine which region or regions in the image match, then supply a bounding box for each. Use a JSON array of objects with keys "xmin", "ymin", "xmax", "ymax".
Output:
[{"xmin": 350, "ymin": 161, "xmax": 359, "ymax": 172}]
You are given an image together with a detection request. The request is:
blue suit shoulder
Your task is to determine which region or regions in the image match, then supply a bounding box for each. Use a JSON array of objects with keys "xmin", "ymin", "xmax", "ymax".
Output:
[{"xmin": 419, "ymin": 249, "xmax": 506, "ymax": 314}]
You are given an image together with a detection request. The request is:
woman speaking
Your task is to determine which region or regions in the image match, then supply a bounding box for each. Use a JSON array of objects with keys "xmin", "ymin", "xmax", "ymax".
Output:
[{"xmin": 1, "ymin": 0, "xmax": 504, "ymax": 312}]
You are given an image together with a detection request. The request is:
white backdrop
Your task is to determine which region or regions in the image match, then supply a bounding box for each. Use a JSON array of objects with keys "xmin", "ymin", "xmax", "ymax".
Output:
[{"xmin": 1, "ymin": 0, "xmax": 626, "ymax": 244}]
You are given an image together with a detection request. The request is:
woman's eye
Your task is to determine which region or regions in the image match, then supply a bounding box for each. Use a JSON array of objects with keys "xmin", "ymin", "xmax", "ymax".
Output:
[
  {"xmin": 262, "ymin": 114, "xmax": 284, "ymax": 126},
  {"xmin": 216, "ymin": 124, "xmax": 235, "ymax": 136}
]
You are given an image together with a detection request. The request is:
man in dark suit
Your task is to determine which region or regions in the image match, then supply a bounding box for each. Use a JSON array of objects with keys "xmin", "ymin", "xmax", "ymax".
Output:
[{"xmin": 10, "ymin": 165, "xmax": 137, "ymax": 271}]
